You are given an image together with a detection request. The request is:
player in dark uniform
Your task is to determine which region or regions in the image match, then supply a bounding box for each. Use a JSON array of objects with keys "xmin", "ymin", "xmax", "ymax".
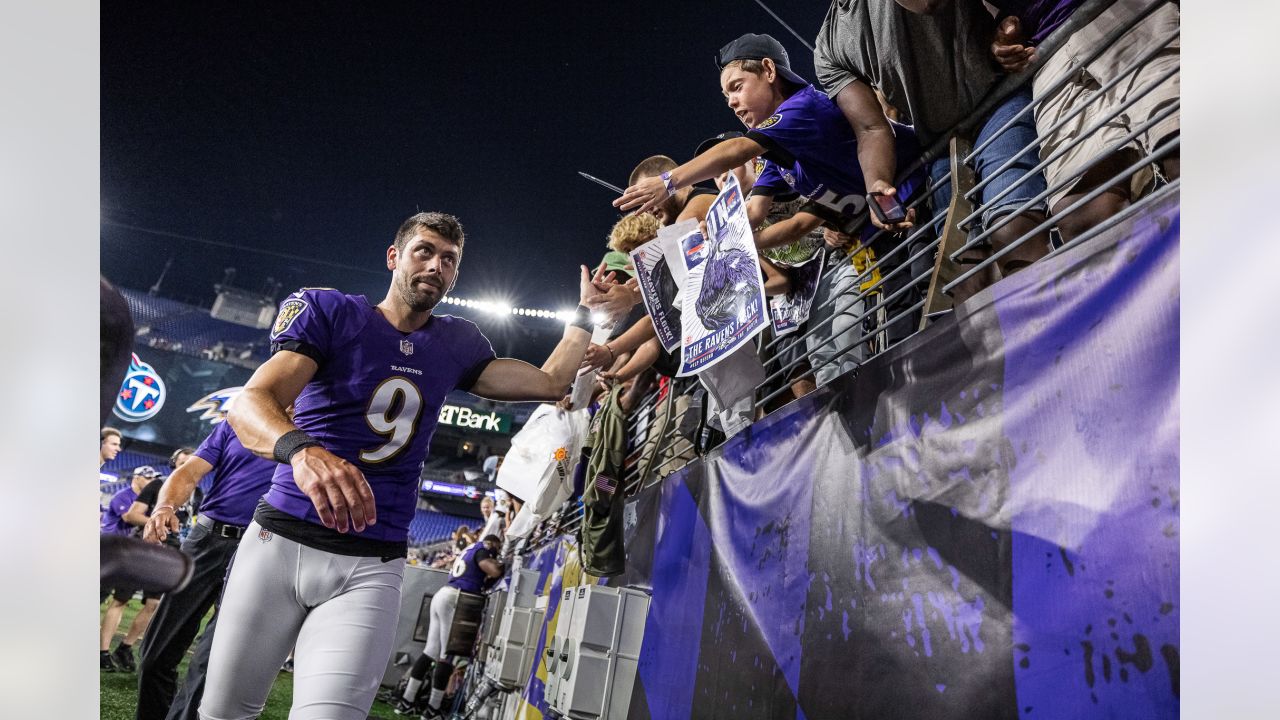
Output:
[
  {"xmin": 395, "ymin": 534, "xmax": 503, "ymax": 718},
  {"xmin": 198, "ymin": 212, "xmax": 605, "ymax": 720},
  {"xmin": 135, "ymin": 418, "xmax": 277, "ymax": 720}
]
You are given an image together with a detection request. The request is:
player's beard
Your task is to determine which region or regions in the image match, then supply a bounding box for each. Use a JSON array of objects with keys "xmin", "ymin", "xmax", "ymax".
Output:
[{"xmin": 397, "ymin": 273, "xmax": 444, "ymax": 313}]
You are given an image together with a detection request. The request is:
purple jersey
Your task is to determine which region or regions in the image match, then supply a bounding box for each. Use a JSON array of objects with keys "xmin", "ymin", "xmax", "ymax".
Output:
[
  {"xmin": 263, "ymin": 289, "xmax": 495, "ymax": 542},
  {"xmin": 100, "ymin": 486, "xmax": 138, "ymax": 536},
  {"xmin": 448, "ymin": 542, "xmax": 496, "ymax": 593},
  {"xmin": 194, "ymin": 421, "xmax": 277, "ymax": 527},
  {"xmin": 748, "ymin": 84, "xmax": 925, "ymax": 234}
]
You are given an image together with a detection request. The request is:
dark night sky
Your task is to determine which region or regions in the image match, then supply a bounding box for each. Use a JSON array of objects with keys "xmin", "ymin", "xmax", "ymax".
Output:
[{"xmin": 100, "ymin": 2, "xmax": 828, "ymax": 361}]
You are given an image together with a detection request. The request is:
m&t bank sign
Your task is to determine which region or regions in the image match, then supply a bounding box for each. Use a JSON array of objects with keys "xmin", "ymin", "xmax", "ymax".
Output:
[{"xmin": 437, "ymin": 404, "xmax": 512, "ymax": 434}]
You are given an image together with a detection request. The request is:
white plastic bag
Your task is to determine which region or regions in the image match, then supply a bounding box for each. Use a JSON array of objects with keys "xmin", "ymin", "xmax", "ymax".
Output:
[{"xmin": 495, "ymin": 403, "xmax": 589, "ymax": 529}]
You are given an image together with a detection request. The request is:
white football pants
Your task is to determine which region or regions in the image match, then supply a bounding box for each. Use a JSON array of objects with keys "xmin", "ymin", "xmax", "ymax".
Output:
[
  {"xmin": 423, "ymin": 584, "xmax": 460, "ymax": 662},
  {"xmin": 197, "ymin": 521, "xmax": 405, "ymax": 720}
]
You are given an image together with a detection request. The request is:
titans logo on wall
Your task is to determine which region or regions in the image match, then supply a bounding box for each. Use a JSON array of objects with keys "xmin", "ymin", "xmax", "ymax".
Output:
[
  {"xmin": 187, "ymin": 386, "xmax": 244, "ymax": 425},
  {"xmin": 114, "ymin": 353, "xmax": 167, "ymax": 422}
]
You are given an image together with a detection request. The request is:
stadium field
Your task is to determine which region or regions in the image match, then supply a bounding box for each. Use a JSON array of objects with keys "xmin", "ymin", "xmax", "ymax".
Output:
[{"xmin": 100, "ymin": 599, "xmax": 402, "ymax": 719}]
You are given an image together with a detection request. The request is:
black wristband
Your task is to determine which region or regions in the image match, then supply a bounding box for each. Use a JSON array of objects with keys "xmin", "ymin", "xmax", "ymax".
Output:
[
  {"xmin": 569, "ymin": 304, "xmax": 593, "ymax": 332},
  {"xmin": 273, "ymin": 429, "xmax": 321, "ymax": 464}
]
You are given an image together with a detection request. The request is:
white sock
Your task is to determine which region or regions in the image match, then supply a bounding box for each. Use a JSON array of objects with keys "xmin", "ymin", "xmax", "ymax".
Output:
[
  {"xmin": 403, "ymin": 678, "xmax": 423, "ymax": 702},
  {"xmin": 428, "ymin": 688, "xmax": 445, "ymax": 710}
]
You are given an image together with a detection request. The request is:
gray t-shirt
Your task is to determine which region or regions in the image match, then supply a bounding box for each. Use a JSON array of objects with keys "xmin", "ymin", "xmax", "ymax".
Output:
[{"xmin": 814, "ymin": 0, "xmax": 1002, "ymax": 144}]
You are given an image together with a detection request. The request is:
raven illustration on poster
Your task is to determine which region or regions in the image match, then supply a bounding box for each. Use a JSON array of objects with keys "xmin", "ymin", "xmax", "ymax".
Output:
[{"xmin": 696, "ymin": 229, "xmax": 757, "ymax": 332}]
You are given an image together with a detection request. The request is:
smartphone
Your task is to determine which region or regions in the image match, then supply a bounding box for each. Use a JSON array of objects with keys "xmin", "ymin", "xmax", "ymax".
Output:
[{"xmin": 868, "ymin": 191, "xmax": 907, "ymax": 224}]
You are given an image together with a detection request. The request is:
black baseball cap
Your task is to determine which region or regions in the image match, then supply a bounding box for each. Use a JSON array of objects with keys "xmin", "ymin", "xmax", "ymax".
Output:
[
  {"xmin": 694, "ymin": 131, "xmax": 745, "ymax": 157},
  {"xmin": 715, "ymin": 33, "xmax": 809, "ymax": 87}
]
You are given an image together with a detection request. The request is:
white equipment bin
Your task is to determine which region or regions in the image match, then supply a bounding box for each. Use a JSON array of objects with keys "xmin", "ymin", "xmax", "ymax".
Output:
[
  {"xmin": 483, "ymin": 568, "xmax": 545, "ymax": 689},
  {"xmin": 547, "ymin": 584, "xmax": 651, "ymax": 720},
  {"xmin": 542, "ymin": 585, "xmax": 577, "ymax": 708}
]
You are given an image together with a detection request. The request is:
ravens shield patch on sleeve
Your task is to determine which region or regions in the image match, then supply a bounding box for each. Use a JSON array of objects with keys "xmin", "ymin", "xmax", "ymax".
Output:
[{"xmin": 271, "ymin": 298, "xmax": 308, "ymax": 339}]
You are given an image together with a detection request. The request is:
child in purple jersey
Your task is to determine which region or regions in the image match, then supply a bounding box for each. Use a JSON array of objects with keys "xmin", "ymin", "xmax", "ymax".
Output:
[
  {"xmin": 615, "ymin": 33, "xmax": 930, "ymax": 385},
  {"xmin": 615, "ymin": 33, "xmax": 926, "ymax": 249},
  {"xmin": 199, "ymin": 212, "xmax": 608, "ymax": 720}
]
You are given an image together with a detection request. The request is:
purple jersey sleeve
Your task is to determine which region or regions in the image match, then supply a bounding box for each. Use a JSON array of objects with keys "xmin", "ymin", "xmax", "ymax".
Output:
[
  {"xmin": 194, "ymin": 421, "xmax": 230, "ymax": 469},
  {"xmin": 454, "ymin": 324, "xmax": 497, "ymax": 391},
  {"xmin": 269, "ymin": 288, "xmax": 350, "ymax": 366},
  {"xmin": 741, "ymin": 86, "xmax": 926, "ymax": 229},
  {"xmin": 750, "ymin": 160, "xmax": 789, "ymax": 197},
  {"xmin": 747, "ymin": 101, "xmax": 818, "ymax": 159}
]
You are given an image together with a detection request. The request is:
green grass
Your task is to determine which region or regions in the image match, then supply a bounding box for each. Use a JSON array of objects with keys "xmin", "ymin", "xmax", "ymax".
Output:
[{"xmin": 100, "ymin": 599, "xmax": 402, "ymax": 719}]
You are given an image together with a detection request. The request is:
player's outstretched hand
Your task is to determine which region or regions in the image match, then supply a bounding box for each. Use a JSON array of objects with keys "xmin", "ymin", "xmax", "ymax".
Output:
[
  {"xmin": 142, "ymin": 506, "xmax": 180, "ymax": 544},
  {"xmin": 579, "ymin": 263, "xmax": 617, "ymax": 307},
  {"xmin": 291, "ymin": 446, "xmax": 376, "ymax": 533},
  {"xmin": 584, "ymin": 280, "xmax": 640, "ymax": 327}
]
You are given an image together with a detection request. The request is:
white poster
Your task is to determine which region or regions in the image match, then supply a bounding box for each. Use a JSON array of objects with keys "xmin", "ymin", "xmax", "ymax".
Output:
[
  {"xmin": 677, "ymin": 174, "xmax": 768, "ymax": 376},
  {"xmin": 768, "ymin": 249, "xmax": 825, "ymax": 336},
  {"xmin": 629, "ymin": 219, "xmax": 695, "ymax": 353}
]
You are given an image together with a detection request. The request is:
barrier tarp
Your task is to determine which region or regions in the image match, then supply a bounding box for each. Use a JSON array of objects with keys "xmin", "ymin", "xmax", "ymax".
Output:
[{"xmin": 510, "ymin": 190, "xmax": 1179, "ymax": 719}]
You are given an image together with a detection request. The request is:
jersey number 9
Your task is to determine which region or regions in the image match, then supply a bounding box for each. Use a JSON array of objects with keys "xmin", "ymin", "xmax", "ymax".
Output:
[{"xmin": 360, "ymin": 376, "xmax": 423, "ymax": 463}]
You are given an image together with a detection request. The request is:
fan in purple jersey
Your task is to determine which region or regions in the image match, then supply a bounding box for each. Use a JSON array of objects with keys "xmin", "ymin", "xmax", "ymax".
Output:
[
  {"xmin": 615, "ymin": 34, "xmax": 926, "ymax": 254},
  {"xmin": 198, "ymin": 211, "xmax": 607, "ymax": 720}
]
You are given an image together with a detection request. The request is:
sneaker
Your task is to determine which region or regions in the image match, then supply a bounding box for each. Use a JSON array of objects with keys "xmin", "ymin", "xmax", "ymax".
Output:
[
  {"xmin": 100, "ymin": 652, "xmax": 117, "ymax": 673},
  {"xmin": 391, "ymin": 697, "xmax": 418, "ymax": 715},
  {"xmin": 282, "ymin": 658, "xmax": 294, "ymax": 673},
  {"xmin": 112, "ymin": 644, "xmax": 137, "ymax": 673},
  {"xmin": 419, "ymin": 707, "xmax": 445, "ymax": 720}
]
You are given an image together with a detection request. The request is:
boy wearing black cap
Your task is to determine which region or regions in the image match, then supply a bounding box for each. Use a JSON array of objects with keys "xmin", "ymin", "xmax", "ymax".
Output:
[
  {"xmin": 615, "ymin": 32, "xmax": 924, "ymax": 244},
  {"xmin": 615, "ymin": 33, "xmax": 927, "ymax": 385}
]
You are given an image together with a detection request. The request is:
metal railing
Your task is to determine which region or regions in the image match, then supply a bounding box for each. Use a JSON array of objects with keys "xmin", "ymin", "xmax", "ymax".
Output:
[{"xmin": 537, "ymin": 0, "xmax": 1179, "ymax": 547}]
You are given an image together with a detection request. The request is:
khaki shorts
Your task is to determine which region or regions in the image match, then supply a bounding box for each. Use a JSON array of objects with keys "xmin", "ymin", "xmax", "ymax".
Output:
[{"xmin": 1032, "ymin": 1, "xmax": 1180, "ymax": 208}]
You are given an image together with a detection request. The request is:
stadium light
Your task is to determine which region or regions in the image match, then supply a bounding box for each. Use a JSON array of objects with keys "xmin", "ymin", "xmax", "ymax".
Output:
[{"xmin": 440, "ymin": 293, "xmax": 582, "ymax": 325}]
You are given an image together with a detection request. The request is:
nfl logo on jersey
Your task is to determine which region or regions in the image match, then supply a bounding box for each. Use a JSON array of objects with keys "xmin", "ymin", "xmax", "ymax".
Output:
[{"xmin": 400, "ymin": 338, "xmax": 414, "ymax": 356}]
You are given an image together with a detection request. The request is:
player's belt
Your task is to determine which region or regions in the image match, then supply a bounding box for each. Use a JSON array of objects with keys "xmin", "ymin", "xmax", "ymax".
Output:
[{"xmin": 196, "ymin": 514, "xmax": 248, "ymax": 540}]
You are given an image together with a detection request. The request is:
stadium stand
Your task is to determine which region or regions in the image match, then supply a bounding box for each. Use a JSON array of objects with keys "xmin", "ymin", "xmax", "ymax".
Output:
[
  {"xmin": 101, "ymin": 448, "xmax": 171, "ymax": 482},
  {"xmin": 408, "ymin": 508, "xmax": 484, "ymax": 546},
  {"xmin": 118, "ymin": 287, "xmax": 272, "ymax": 367}
]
